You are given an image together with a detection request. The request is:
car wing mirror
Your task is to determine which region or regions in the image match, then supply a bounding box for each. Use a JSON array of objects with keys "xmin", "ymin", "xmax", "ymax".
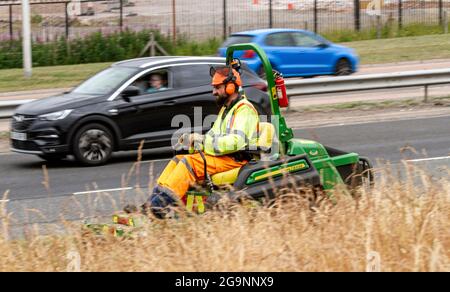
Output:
[
  {"xmin": 121, "ymin": 85, "xmax": 140, "ymax": 102},
  {"xmin": 317, "ymin": 43, "xmax": 329, "ymax": 49}
]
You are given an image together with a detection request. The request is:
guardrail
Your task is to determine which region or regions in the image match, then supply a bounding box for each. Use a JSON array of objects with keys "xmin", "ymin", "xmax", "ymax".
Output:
[
  {"xmin": 1, "ymin": 68, "xmax": 450, "ymax": 119},
  {"xmin": 0, "ymin": 88, "xmax": 70, "ymax": 119},
  {"xmin": 284, "ymin": 68, "xmax": 450, "ymax": 102},
  {"xmin": 0, "ymin": 99, "xmax": 35, "ymax": 118}
]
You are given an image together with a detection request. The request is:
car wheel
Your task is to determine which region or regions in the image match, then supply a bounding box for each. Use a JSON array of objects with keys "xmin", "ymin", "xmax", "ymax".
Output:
[
  {"xmin": 257, "ymin": 66, "xmax": 267, "ymax": 79},
  {"xmin": 38, "ymin": 154, "xmax": 66, "ymax": 162},
  {"xmin": 72, "ymin": 123, "xmax": 114, "ymax": 166},
  {"xmin": 335, "ymin": 58, "xmax": 352, "ymax": 76},
  {"xmin": 257, "ymin": 64, "xmax": 278, "ymax": 79}
]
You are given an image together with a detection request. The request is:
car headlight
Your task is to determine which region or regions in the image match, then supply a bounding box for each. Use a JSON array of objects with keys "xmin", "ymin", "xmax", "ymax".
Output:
[{"xmin": 38, "ymin": 109, "xmax": 73, "ymax": 121}]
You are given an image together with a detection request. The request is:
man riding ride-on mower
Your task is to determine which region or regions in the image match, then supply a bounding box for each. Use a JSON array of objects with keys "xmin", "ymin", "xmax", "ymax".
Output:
[
  {"xmin": 86, "ymin": 44, "xmax": 374, "ymax": 237},
  {"xmin": 142, "ymin": 65, "xmax": 260, "ymax": 219}
]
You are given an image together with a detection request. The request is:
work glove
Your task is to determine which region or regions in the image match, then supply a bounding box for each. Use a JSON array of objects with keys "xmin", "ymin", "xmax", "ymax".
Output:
[
  {"xmin": 177, "ymin": 133, "xmax": 204, "ymax": 150},
  {"xmin": 177, "ymin": 133, "xmax": 190, "ymax": 147},
  {"xmin": 190, "ymin": 133, "xmax": 204, "ymax": 149}
]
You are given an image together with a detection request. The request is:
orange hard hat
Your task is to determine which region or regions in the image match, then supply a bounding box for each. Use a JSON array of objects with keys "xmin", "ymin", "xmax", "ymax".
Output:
[{"xmin": 210, "ymin": 66, "xmax": 242, "ymax": 87}]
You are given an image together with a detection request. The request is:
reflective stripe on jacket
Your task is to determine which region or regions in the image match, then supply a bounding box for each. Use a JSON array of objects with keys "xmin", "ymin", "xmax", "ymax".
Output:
[{"xmin": 203, "ymin": 96, "xmax": 259, "ymax": 156}]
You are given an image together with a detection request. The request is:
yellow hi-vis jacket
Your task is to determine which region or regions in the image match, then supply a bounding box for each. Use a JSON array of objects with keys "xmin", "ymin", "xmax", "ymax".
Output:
[{"xmin": 203, "ymin": 95, "xmax": 259, "ymax": 156}]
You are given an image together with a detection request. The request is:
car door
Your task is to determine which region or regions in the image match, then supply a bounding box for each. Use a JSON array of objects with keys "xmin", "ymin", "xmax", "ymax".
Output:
[
  {"xmin": 112, "ymin": 67, "xmax": 181, "ymax": 147},
  {"xmin": 263, "ymin": 32, "xmax": 299, "ymax": 76},
  {"xmin": 171, "ymin": 63, "xmax": 219, "ymax": 135},
  {"xmin": 289, "ymin": 32, "xmax": 335, "ymax": 75}
]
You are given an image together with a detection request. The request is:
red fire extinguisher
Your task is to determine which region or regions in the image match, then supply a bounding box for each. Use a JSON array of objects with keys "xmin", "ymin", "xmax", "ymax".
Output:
[{"xmin": 274, "ymin": 70, "xmax": 289, "ymax": 108}]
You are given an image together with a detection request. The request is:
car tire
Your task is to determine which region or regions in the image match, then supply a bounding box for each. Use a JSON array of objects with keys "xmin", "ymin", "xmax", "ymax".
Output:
[
  {"xmin": 257, "ymin": 64, "xmax": 277, "ymax": 79},
  {"xmin": 38, "ymin": 154, "xmax": 66, "ymax": 162},
  {"xmin": 72, "ymin": 123, "xmax": 114, "ymax": 166},
  {"xmin": 257, "ymin": 66, "xmax": 266, "ymax": 79},
  {"xmin": 334, "ymin": 58, "xmax": 352, "ymax": 76}
]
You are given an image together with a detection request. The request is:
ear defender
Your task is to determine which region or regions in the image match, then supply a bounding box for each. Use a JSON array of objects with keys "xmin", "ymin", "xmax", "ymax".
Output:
[
  {"xmin": 210, "ymin": 65, "xmax": 238, "ymax": 95},
  {"xmin": 224, "ymin": 66, "xmax": 237, "ymax": 95},
  {"xmin": 225, "ymin": 82, "xmax": 236, "ymax": 95}
]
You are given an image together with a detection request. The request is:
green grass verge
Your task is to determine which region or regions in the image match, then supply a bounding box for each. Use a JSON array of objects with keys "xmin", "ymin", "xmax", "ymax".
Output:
[
  {"xmin": 2, "ymin": 33, "xmax": 450, "ymax": 93},
  {"xmin": 0, "ymin": 62, "xmax": 111, "ymax": 93},
  {"xmin": 322, "ymin": 23, "xmax": 447, "ymax": 43},
  {"xmin": 345, "ymin": 34, "xmax": 450, "ymax": 64}
]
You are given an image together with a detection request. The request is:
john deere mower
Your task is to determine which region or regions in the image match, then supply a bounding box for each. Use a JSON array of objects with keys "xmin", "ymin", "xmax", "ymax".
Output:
[
  {"xmin": 182, "ymin": 43, "xmax": 373, "ymax": 212},
  {"xmin": 84, "ymin": 43, "xmax": 373, "ymax": 235}
]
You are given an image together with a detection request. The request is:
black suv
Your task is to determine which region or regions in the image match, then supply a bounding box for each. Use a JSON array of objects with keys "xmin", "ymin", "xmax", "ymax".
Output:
[{"xmin": 10, "ymin": 57, "xmax": 270, "ymax": 165}]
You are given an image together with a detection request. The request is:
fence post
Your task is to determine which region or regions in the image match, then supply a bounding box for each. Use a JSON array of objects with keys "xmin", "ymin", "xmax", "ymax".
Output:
[
  {"xmin": 388, "ymin": 12, "xmax": 394, "ymax": 35},
  {"xmin": 313, "ymin": 0, "xmax": 318, "ymax": 33},
  {"xmin": 120, "ymin": 0, "xmax": 123, "ymax": 31},
  {"xmin": 354, "ymin": 0, "xmax": 360, "ymax": 31},
  {"xmin": 172, "ymin": 0, "xmax": 176, "ymax": 44},
  {"xmin": 22, "ymin": 0, "xmax": 32, "ymax": 78},
  {"xmin": 444, "ymin": 10, "xmax": 448, "ymax": 34},
  {"xmin": 269, "ymin": 0, "xmax": 273, "ymax": 28},
  {"xmin": 9, "ymin": 5, "xmax": 13, "ymax": 41},
  {"xmin": 439, "ymin": 0, "xmax": 443, "ymax": 26},
  {"xmin": 424, "ymin": 85, "xmax": 428, "ymax": 102},
  {"xmin": 150, "ymin": 33, "xmax": 155, "ymax": 56},
  {"xmin": 65, "ymin": 1, "xmax": 69, "ymax": 39},
  {"xmin": 223, "ymin": 0, "xmax": 227, "ymax": 39},
  {"xmin": 398, "ymin": 0, "xmax": 402, "ymax": 29},
  {"xmin": 376, "ymin": 15, "xmax": 382, "ymax": 38}
]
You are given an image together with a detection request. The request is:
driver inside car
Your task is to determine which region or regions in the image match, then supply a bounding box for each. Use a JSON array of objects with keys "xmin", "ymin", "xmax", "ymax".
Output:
[{"xmin": 146, "ymin": 73, "xmax": 168, "ymax": 93}]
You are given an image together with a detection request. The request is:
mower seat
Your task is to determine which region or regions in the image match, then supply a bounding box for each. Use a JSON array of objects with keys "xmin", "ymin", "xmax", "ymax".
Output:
[
  {"xmin": 211, "ymin": 122, "xmax": 275, "ymax": 186},
  {"xmin": 212, "ymin": 167, "xmax": 241, "ymax": 185}
]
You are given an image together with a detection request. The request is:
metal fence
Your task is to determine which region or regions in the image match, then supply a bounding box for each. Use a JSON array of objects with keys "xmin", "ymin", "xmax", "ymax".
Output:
[{"xmin": 0, "ymin": 0, "xmax": 450, "ymax": 41}]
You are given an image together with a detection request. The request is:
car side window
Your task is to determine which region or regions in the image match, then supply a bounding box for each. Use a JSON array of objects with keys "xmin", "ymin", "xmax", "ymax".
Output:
[
  {"xmin": 291, "ymin": 32, "xmax": 321, "ymax": 47},
  {"xmin": 132, "ymin": 69, "xmax": 171, "ymax": 95},
  {"xmin": 264, "ymin": 32, "xmax": 295, "ymax": 47},
  {"xmin": 172, "ymin": 64, "xmax": 212, "ymax": 88}
]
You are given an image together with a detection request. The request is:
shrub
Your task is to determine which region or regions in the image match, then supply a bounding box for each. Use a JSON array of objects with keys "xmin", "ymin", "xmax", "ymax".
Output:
[{"xmin": 0, "ymin": 29, "xmax": 221, "ymax": 69}]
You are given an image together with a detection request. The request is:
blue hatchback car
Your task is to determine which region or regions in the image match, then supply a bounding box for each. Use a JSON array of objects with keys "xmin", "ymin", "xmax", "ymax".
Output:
[{"xmin": 218, "ymin": 28, "xmax": 359, "ymax": 78}]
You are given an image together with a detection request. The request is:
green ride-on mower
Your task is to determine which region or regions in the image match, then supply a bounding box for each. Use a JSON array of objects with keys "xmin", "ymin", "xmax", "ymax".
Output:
[{"xmin": 84, "ymin": 43, "xmax": 373, "ymax": 237}]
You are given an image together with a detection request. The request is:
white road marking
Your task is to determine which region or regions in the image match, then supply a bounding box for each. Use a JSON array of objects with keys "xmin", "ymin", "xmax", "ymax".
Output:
[
  {"xmin": 73, "ymin": 187, "xmax": 133, "ymax": 195},
  {"xmin": 406, "ymin": 156, "xmax": 450, "ymax": 163},
  {"xmin": 0, "ymin": 151, "xmax": 173, "ymax": 164},
  {"xmin": 0, "ymin": 199, "xmax": 10, "ymax": 203},
  {"xmin": 141, "ymin": 158, "xmax": 170, "ymax": 164}
]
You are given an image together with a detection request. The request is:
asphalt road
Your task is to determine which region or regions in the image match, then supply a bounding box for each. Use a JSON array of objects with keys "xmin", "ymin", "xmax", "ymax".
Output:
[
  {"xmin": 0, "ymin": 115, "xmax": 449, "ymax": 237},
  {"xmin": 1, "ymin": 115, "xmax": 449, "ymax": 200}
]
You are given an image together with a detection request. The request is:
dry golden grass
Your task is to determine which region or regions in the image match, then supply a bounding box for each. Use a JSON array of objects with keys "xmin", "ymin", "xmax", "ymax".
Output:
[{"xmin": 0, "ymin": 164, "xmax": 449, "ymax": 272}]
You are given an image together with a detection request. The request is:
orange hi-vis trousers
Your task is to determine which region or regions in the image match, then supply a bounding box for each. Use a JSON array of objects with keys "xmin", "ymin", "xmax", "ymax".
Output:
[{"xmin": 157, "ymin": 153, "xmax": 247, "ymax": 199}]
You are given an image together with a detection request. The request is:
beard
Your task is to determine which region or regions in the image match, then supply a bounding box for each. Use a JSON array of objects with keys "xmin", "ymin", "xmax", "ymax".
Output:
[{"xmin": 214, "ymin": 92, "xmax": 229, "ymax": 107}]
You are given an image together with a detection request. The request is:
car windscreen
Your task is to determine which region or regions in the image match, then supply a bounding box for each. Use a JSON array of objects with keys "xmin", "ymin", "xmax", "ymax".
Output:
[
  {"xmin": 222, "ymin": 35, "xmax": 254, "ymax": 47},
  {"xmin": 72, "ymin": 66, "xmax": 139, "ymax": 95}
]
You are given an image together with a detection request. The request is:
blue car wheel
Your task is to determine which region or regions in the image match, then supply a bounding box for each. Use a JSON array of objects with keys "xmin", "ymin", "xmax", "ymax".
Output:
[
  {"xmin": 335, "ymin": 58, "xmax": 352, "ymax": 76},
  {"xmin": 257, "ymin": 63, "xmax": 277, "ymax": 79}
]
